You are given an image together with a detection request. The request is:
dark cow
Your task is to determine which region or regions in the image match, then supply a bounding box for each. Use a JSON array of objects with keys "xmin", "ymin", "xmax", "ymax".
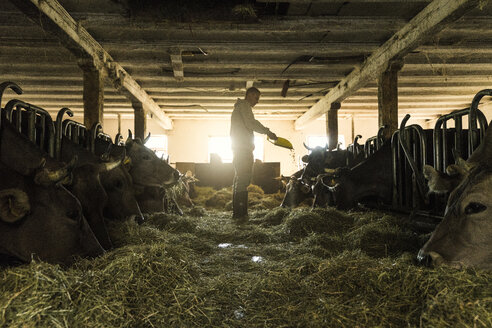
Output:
[
  {"xmin": 418, "ymin": 124, "xmax": 492, "ymax": 269},
  {"xmin": 137, "ymin": 171, "xmax": 197, "ymax": 215},
  {"xmin": 0, "ymin": 163, "xmax": 104, "ymax": 265},
  {"xmin": 320, "ymin": 140, "xmax": 393, "ymax": 210},
  {"xmin": 61, "ymin": 136, "xmax": 137, "ymax": 249},
  {"xmin": 300, "ymin": 143, "xmax": 358, "ymax": 181},
  {"xmin": 124, "ymin": 131, "xmax": 180, "ymax": 187},
  {"xmin": 0, "ymin": 123, "xmax": 104, "ymax": 265},
  {"xmin": 281, "ymin": 142, "xmax": 366, "ymax": 208},
  {"xmin": 280, "ymin": 168, "xmax": 312, "ymax": 208},
  {"xmin": 63, "ymin": 137, "xmax": 144, "ymax": 224}
]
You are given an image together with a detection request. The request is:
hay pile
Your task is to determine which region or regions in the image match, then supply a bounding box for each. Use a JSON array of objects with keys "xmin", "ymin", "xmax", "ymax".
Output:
[
  {"xmin": 0, "ymin": 201, "xmax": 491, "ymax": 327},
  {"xmin": 192, "ymin": 184, "xmax": 283, "ymax": 210}
]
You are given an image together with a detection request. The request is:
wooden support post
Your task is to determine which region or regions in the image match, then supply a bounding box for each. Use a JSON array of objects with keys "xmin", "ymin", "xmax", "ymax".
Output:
[
  {"xmin": 133, "ymin": 101, "xmax": 147, "ymax": 141},
  {"xmin": 326, "ymin": 102, "xmax": 341, "ymax": 150},
  {"xmin": 378, "ymin": 60, "xmax": 403, "ymax": 140},
  {"xmin": 117, "ymin": 113, "xmax": 122, "ymax": 134},
  {"xmin": 351, "ymin": 115, "xmax": 355, "ymax": 143},
  {"xmin": 82, "ymin": 67, "xmax": 104, "ymax": 130}
]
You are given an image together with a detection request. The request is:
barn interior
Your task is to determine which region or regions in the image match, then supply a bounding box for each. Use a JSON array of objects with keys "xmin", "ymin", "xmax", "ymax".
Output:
[
  {"xmin": 3, "ymin": 0, "xmax": 492, "ymax": 176},
  {"xmin": 0, "ymin": 0, "xmax": 491, "ymax": 327}
]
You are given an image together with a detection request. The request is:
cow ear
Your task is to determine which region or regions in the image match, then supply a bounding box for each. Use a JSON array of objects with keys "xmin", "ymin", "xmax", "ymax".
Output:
[
  {"xmin": 423, "ymin": 165, "xmax": 461, "ymax": 194},
  {"xmin": 0, "ymin": 189, "xmax": 30, "ymax": 223},
  {"xmin": 301, "ymin": 155, "xmax": 309, "ymax": 163}
]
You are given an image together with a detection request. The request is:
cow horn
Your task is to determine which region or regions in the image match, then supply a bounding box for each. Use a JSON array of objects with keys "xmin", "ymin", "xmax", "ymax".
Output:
[
  {"xmin": 101, "ymin": 159, "xmax": 121, "ymax": 172},
  {"xmin": 143, "ymin": 132, "xmax": 151, "ymax": 144},
  {"xmin": 126, "ymin": 129, "xmax": 133, "ymax": 145},
  {"xmin": 34, "ymin": 156, "xmax": 77, "ymax": 186},
  {"xmin": 303, "ymin": 142, "xmax": 313, "ymax": 151},
  {"xmin": 0, "ymin": 189, "xmax": 30, "ymax": 223}
]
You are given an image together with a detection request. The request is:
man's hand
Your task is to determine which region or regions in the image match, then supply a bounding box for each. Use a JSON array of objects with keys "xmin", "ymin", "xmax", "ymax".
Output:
[{"xmin": 267, "ymin": 130, "xmax": 278, "ymax": 140}]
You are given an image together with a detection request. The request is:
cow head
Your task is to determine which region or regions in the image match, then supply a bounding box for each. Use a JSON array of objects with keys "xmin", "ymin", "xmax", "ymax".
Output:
[
  {"xmin": 100, "ymin": 161, "xmax": 144, "ymax": 224},
  {"xmin": 125, "ymin": 130, "xmax": 180, "ymax": 187},
  {"xmin": 68, "ymin": 161, "xmax": 122, "ymax": 250},
  {"xmin": 418, "ymin": 126, "xmax": 492, "ymax": 270},
  {"xmin": 300, "ymin": 142, "xmax": 348, "ymax": 182},
  {"xmin": 0, "ymin": 167, "xmax": 104, "ymax": 265},
  {"xmin": 280, "ymin": 170, "xmax": 312, "ymax": 208}
]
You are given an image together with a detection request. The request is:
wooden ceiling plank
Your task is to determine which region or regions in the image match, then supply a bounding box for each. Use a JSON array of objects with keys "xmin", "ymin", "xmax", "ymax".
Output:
[
  {"xmin": 8, "ymin": 0, "xmax": 173, "ymax": 130},
  {"xmin": 294, "ymin": 0, "xmax": 481, "ymax": 130}
]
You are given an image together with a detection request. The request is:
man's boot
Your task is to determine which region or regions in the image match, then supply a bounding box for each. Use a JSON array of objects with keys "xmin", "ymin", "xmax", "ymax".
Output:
[{"xmin": 232, "ymin": 191, "xmax": 248, "ymax": 220}]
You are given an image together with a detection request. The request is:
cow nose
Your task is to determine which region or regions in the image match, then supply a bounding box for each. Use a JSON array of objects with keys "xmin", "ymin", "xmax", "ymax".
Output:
[{"xmin": 417, "ymin": 249, "xmax": 432, "ymax": 267}]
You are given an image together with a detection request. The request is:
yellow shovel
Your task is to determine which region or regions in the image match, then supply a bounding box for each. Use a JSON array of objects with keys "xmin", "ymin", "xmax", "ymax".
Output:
[{"xmin": 267, "ymin": 136, "xmax": 293, "ymax": 150}]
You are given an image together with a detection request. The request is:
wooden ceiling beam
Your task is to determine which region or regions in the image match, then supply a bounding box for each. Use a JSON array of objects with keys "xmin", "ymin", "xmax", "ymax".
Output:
[
  {"xmin": 257, "ymin": 0, "xmax": 430, "ymax": 2},
  {"xmin": 294, "ymin": 0, "xmax": 482, "ymax": 130},
  {"xmin": 8, "ymin": 0, "xmax": 173, "ymax": 130}
]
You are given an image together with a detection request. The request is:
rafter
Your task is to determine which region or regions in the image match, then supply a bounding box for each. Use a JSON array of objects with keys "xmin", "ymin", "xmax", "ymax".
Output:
[
  {"xmin": 8, "ymin": 0, "xmax": 173, "ymax": 130},
  {"xmin": 294, "ymin": 0, "xmax": 482, "ymax": 130}
]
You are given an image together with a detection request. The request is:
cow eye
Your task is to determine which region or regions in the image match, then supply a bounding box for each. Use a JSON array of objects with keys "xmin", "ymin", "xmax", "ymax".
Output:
[
  {"xmin": 142, "ymin": 154, "xmax": 151, "ymax": 160},
  {"xmin": 464, "ymin": 202, "xmax": 487, "ymax": 215},
  {"xmin": 66, "ymin": 209, "xmax": 80, "ymax": 221}
]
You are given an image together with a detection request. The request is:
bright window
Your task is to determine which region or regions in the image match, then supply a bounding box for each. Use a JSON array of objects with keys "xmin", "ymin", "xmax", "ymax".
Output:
[
  {"xmin": 208, "ymin": 136, "xmax": 264, "ymax": 163},
  {"xmin": 145, "ymin": 135, "xmax": 168, "ymax": 160},
  {"xmin": 307, "ymin": 135, "xmax": 345, "ymax": 150}
]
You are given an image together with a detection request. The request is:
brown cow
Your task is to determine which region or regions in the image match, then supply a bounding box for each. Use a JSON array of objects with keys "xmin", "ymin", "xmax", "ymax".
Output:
[{"xmin": 419, "ymin": 124, "xmax": 492, "ymax": 270}]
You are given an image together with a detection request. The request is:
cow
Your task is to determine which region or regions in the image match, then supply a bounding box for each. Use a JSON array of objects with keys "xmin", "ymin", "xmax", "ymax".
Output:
[
  {"xmin": 65, "ymin": 137, "xmax": 145, "ymax": 223},
  {"xmin": 280, "ymin": 168, "xmax": 312, "ymax": 208},
  {"xmin": 417, "ymin": 124, "xmax": 492, "ymax": 270},
  {"xmin": 319, "ymin": 140, "xmax": 393, "ymax": 210},
  {"xmin": 60, "ymin": 136, "xmax": 143, "ymax": 248},
  {"xmin": 124, "ymin": 131, "xmax": 180, "ymax": 187},
  {"xmin": 137, "ymin": 171, "xmax": 197, "ymax": 215},
  {"xmin": 0, "ymin": 162, "xmax": 104, "ymax": 265},
  {"xmin": 281, "ymin": 141, "xmax": 366, "ymax": 208}
]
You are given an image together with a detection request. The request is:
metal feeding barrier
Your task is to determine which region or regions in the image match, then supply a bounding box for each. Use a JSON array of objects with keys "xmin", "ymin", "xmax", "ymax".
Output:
[
  {"xmin": 364, "ymin": 126, "xmax": 386, "ymax": 158},
  {"xmin": 391, "ymin": 117, "xmax": 433, "ymax": 215},
  {"xmin": 90, "ymin": 123, "xmax": 113, "ymax": 155},
  {"xmin": 434, "ymin": 108, "xmax": 488, "ymax": 173},
  {"xmin": 392, "ymin": 89, "xmax": 492, "ymax": 217},
  {"xmin": 56, "ymin": 107, "xmax": 115, "ymax": 159},
  {"xmin": 0, "ymin": 81, "xmax": 23, "ymax": 127},
  {"xmin": 346, "ymin": 134, "xmax": 363, "ymax": 159},
  {"xmin": 4, "ymin": 99, "xmax": 56, "ymax": 158}
]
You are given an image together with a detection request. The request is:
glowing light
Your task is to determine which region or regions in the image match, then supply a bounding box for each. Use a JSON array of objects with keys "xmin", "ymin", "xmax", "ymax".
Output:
[
  {"xmin": 208, "ymin": 136, "xmax": 264, "ymax": 163},
  {"xmin": 307, "ymin": 135, "xmax": 345, "ymax": 149},
  {"xmin": 145, "ymin": 135, "xmax": 168, "ymax": 159}
]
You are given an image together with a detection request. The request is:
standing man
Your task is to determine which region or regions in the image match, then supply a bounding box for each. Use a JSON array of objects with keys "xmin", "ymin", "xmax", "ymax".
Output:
[{"xmin": 230, "ymin": 87, "xmax": 278, "ymax": 219}]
